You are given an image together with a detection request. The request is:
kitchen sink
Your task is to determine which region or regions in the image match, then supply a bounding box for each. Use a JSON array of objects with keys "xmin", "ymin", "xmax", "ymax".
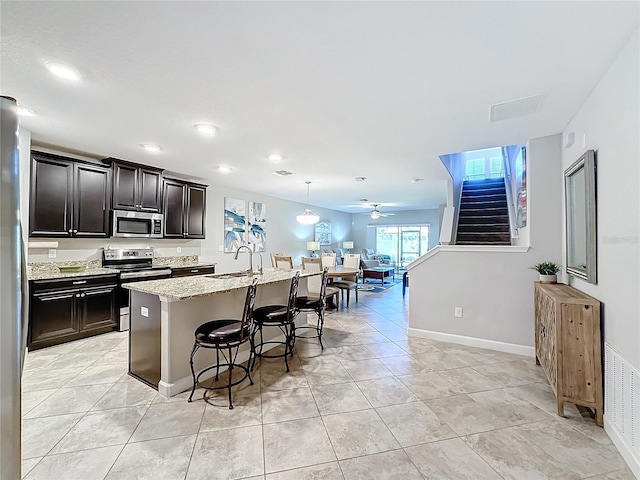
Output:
[{"xmin": 206, "ymin": 271, "xmax": 250, "ymax": 279}]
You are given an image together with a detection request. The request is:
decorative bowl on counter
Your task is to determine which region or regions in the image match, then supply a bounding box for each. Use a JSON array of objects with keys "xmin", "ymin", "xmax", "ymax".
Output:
[{"xmin": 57, "ymin": 265, "xmax": 87, "ymax": 273}]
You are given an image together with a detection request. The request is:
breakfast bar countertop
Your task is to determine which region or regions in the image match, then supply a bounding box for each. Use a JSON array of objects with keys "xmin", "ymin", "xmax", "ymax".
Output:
[{"xmin": 122, "ymin": 268, "xmax": 317, "ymax": 301}]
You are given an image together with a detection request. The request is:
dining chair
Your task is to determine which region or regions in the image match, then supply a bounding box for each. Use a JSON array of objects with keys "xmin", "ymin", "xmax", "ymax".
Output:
[
  {"xmin": 274, "ymin": 255, "xmax": 293, "ymax": 270},
  {"xmin": 333, "ymin": 253, "xmax": 360, "ymax": 308},
  {"xmin": 321, "ymin": 252, "xmax": 337, "ymax": 268},
  {"xmin": 188, "ymin": 278, "xmax": 259, "ymax": 409},
  {"xmin": 302, "ymin": 256, "xmax": 340, "ymax": 311},
  {"xmin": 270, "ymin": 253, "xmax": 283, "ymax": 268}
]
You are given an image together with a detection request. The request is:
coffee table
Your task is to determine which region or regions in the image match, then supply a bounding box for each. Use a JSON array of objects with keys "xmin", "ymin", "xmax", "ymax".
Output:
[{"xmin": 362, "ymin": 266, "xmax": 395, "ymax": 285}]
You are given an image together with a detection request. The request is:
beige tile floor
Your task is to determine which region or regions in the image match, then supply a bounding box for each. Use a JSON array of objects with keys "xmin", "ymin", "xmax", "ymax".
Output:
[{"xmin": 21, "ymin": 285, "xmax": 635, "ymax": 479}]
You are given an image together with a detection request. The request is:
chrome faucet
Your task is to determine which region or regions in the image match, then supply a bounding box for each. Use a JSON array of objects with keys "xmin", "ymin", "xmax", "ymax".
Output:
[
  {"xmin": 252, "ymin": 252, "xmax": 263, "ymax": 275},
  {"xmin": 234, "ymin": 245, "xmax": 253, "ymax": 275}
]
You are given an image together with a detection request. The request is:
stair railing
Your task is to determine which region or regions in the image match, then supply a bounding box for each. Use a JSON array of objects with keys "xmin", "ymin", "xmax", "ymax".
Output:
[{"xmin": 501, "ymin": 147, "xmax": 518, "ymax": 241}]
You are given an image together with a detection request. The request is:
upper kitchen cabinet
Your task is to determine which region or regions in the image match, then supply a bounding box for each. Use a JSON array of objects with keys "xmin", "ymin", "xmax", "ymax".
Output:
[
  {"xmin": 106, "ymin": 158, "xmax": 163, "ymax": 212},
  {"xmin": 30, "ymin": 152, "xmax": 111, "ymax": 238},
  {"xmin": 162, "ymin": 178, "xmax": 207, "ymax": 239}
]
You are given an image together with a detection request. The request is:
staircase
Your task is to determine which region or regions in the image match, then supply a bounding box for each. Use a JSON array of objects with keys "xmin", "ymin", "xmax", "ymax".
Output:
[{"xmin": 456, "ymin": 178, "xmax": 511, "ymax": 245}]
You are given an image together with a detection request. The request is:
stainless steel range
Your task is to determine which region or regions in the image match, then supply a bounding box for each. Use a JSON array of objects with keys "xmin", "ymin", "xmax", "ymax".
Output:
[{"xmin": 102, "ymin": 248, "xmax": 172, "ymax": 331}]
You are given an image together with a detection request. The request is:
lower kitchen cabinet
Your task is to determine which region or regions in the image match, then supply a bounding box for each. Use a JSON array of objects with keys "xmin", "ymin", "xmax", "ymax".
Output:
[
  {"xmin": 171, "ymin": 265, "xmax": 215, "ymax": 277},
  {"xmin": 29, "ymin": 275, "xmax": 118, "ymax": 350}
]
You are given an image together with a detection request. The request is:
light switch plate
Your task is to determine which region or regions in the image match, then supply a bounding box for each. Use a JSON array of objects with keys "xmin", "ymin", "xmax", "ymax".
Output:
[
  {"xmin": 454, "ymin": 307, "xmax": 463, "ymax": 318},
  {"xmin": 141, "ymin": 306, "xmax": 149, "ymax": 317}
]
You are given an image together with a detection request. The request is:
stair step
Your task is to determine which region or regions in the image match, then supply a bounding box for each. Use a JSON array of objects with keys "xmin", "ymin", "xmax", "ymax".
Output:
[
  {"xmin": 463, "ymin": 178, "xmax": 504, "ymax": 186},
  {"xmin": 456, "ymin": 239, "xmax": 511, "ymax": 246},
  {"xmin": 458, "ymin": 224, "xmax": 510, "ymax": 233},
  {"xmin": 460, "ymin": 207, "xmax": 508, "ymax": 214},
  {"xmin": 458, "ymin": 215, "xmax": 509, "ymax": 224},
  {"xmin": 462, "ymin": 190, "xmax": 506, "ymax": 198}
]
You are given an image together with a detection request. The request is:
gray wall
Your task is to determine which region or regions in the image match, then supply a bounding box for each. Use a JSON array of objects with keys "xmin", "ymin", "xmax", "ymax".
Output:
[
  {"xmin": 408, "ymin": 134, "xmax": 563, "ymax": 349},
  {"xmin": 561, "ymin": 28, "xmax": 639, "ymax": 369}
]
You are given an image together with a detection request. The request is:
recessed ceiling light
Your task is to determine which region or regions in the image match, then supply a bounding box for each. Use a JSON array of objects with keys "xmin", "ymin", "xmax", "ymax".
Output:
[
  {"xmin": 140, "ymin": 143, "xmax": 162, "ymax": 153},
  {"xmin": 354, "ymin": 176, "xmax": 366, "ymax": 182},
  {"xmin": 17, "ymin": 106, "xmax": 36, "ymax": 117},
  {"xmin": 217, "ymin": 165, "xmax": 232, "ymax": 174},
  {"xmin": 411, "ymin": 178, "xmax": 424, "ymax": 183},
  {"xmin": 45, "ymin": 62, "xmax": 80, "ymax": 82},
  {"xmin": 273, "ymin": 170, "xmax": 293, "ymax": 176},
  {"xmin": 268, "ymin": 153, "xmax": 285, "ymax": 162},
  {"xmin": 194, "ymin": 123, "xmax": 217, "ymax": 136}
]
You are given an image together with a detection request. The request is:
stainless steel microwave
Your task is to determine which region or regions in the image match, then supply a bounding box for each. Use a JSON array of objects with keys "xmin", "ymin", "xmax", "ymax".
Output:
[{"xmin": 111, "ymin": 210, "xmax": 164, "ymax": 238}]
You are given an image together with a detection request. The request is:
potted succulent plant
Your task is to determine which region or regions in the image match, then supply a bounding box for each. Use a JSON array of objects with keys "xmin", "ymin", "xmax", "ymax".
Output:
[{"xmin": 530, "ymin": 262, "xmax": 561, "ymax": 284}]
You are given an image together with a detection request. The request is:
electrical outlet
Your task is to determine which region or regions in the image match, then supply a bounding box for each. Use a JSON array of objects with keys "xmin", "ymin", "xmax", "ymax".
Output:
[
  {"xmin": 218, "ymin": 245, "xmax": 224, "ymax": 252},
  {"xmin": 454, "ymin": 307, "xmax": 463, "ymax": 318},
  {"xmin": 141, "ymin": 307, "xmax": 149, "ymax": 317},
  {"xmin": 48, "ymin": 249, "xmax": 57, "ymax": 258},
  {"xmin": 176, "ymin": 247, "xmax": 182, "ymax": 253}
]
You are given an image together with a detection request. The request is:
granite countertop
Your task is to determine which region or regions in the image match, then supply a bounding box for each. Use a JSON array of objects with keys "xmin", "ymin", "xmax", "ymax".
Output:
[
  {"xmin": 27, "ymin": 260, "xmax": 118, "ymax": 281},
  {"xmin": 123, "ymin": 268, "xmax": 318, "ymax": 301},
  {"xmin": 27, "ymin": 255, "xmax": 217, "ymax": 281},
  {"xmin": 153, "ymin": 255, "xmax": 216, "ymax": 268}
]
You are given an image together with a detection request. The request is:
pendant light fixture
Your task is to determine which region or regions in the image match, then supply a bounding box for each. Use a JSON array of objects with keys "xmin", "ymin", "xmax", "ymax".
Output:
[{"xmin": 296, "ymin": 181, "xmax": 320, "ymax": 225}]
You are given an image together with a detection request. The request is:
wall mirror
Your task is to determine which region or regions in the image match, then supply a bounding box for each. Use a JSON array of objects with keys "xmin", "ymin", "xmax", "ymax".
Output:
[{"xmin": 565, "ymin": 149, "xmax": 597, "ymax": 283}]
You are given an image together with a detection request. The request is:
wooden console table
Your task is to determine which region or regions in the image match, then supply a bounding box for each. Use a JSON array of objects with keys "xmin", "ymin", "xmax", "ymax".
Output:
[{"xmin": 534, "ymin": 282, "xmax": 603, "ymax": 425}]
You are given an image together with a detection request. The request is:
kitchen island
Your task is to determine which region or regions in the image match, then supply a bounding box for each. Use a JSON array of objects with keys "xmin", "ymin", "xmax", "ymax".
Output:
[{"xmin": 123, "ymin": 268, "xmax": 315, "ymax": 397}]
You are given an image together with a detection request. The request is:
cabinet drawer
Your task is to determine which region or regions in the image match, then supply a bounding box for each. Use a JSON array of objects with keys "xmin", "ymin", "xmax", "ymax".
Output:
[
  {"xmin": 171, "ymin": 266, "xmax": 215, "ymax": 277},
  {"xmin": 31, "ymin": 274, "xmax": 118, "ymax": 293}
]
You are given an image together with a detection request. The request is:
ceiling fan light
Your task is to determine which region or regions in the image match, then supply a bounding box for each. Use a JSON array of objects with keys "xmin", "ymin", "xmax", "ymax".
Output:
[{"xmin": 370, "ymin": 210, "xmax": 381, "ymax": 220}]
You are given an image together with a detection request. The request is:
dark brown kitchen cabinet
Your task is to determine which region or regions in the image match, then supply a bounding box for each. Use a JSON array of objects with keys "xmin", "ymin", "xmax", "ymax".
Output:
[
  {"xmin": 171, "ymin": 265, "xmax": 215, "ymax": 277},
  {"xmin": 108, "ymin": 159, "xmax": 163, "ymax": 212},
  {"xmin": 162, "ymin": 178, "xmax": 207, "ymax": 239},
  {"xmin": 29, "ymin": 275, "xmax": 118, "ymax": 350},
  {"xmin": 30, "ymin": 152, "xmax": 111, "ymax": 238}
]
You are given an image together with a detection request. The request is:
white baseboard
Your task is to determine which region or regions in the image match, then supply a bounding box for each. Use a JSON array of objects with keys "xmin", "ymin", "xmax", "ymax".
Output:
[
  {"xmin": 407, "ymin": 327, "xmax": 535, "ymax": 357},
  {"xmin": 604, "ymin": 415, "xmax": 640, "ymax": 478}
]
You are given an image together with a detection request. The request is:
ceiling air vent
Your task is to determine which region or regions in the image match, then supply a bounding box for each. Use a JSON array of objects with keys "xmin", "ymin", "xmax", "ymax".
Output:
[
  {"xmin": 490, "ymin": 93, "xmax": 546, "ymax": 122},
  {"xmin": 272, "ymin": 170, "xmax": 293, "ymax": 176}
]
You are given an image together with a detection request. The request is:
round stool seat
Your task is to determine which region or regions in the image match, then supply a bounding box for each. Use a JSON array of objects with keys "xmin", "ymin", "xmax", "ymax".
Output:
[{"xmin": 195, "ymin": 319, "xmax": 251, "ymax": 347}]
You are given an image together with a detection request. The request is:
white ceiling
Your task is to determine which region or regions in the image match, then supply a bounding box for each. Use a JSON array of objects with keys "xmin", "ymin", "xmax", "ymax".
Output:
[{"xmin": 2, "ymin": 1, "xmax": 638, "ymax": 213}]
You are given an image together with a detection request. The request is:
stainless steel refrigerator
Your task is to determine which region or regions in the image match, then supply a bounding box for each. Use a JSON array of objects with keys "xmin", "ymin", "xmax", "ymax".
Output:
[{"xmin": 0, "ymin": 95, "xmax": 28, "ymax": 479}]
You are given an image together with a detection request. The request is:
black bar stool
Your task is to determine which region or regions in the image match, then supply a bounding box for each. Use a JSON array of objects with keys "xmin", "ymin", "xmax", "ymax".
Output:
[
  {"xmin": 250, "ymin": 271, "xmax": 300, "ymax": 372},
  {"xmin": 188, "ymin": 278, "xmax": 258, "ymax": 409},
  {"xmin": 294, "ymin": 267, "xmax": 329, "ymax": 349}
]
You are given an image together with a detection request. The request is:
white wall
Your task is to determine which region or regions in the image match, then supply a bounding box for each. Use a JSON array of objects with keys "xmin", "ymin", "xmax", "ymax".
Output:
[
  {"xmin": 561, "ymin": 28, "xmax": 640, "ymax": 369},
  {"xmin": 408, "ymin": 134, "xmax": 563, "ymax": 349},
  {"xmin": 200, "ymin": 185, "xmax": 352, "ymax": 272},
  {"xmin": 350, "ymin": 208, "xmax": 443, "ymax": 256}
]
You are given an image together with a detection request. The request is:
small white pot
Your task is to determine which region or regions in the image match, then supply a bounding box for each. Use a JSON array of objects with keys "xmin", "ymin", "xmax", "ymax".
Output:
[{"xmin": 539, "ymin": 274, "xmax": 557, "ymax": 284}]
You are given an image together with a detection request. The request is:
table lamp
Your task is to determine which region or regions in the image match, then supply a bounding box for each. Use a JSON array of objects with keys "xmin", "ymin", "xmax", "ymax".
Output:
[
  {"xmin": 342, "ymin": 241, "xmax": 354, "ymax": 253},
  {"xmin": 307, "ymin": 241, "xmax": 320, "ymax": 257}
]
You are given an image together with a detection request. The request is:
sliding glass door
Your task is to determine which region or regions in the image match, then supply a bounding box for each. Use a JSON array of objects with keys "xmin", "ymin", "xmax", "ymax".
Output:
[{"xmin": 375, "ymin": 225, "xmax": 429, "ymax": 270}]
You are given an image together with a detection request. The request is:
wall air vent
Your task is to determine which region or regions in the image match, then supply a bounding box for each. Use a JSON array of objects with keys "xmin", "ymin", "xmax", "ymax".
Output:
[
  {"xmin": 272, "ymin": 170, "xmax": 293, "ymax": 176},
  {"xmin": 490, "ymin": 93, "xmax": 546, "ymax": 122}
]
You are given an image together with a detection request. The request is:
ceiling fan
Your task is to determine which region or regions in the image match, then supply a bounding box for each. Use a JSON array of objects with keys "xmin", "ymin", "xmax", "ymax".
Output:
[{"xmin": 366, "ymin": 204, "xmax": 394, "ymax": 219}]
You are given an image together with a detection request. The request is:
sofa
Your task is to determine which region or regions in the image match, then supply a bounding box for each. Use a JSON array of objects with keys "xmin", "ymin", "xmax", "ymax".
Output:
[{"xmin": 362, "ymin": 248, "xmax": 392, "ymax": 265}]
